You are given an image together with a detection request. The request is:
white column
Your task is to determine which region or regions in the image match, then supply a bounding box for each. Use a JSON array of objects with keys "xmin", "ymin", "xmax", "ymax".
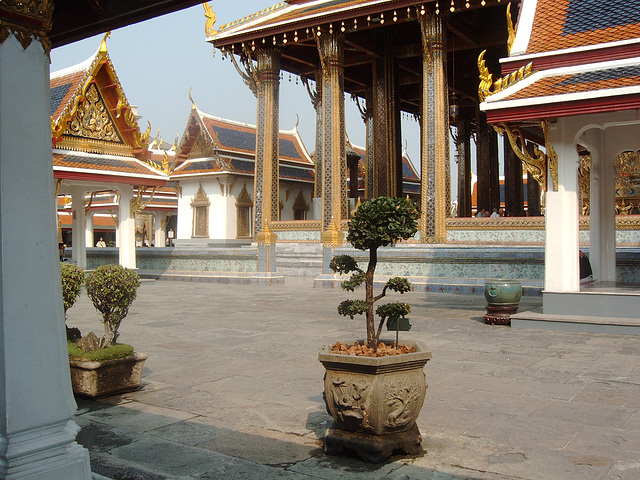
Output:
[
  {"xmin": 583, "ymin": 130, "xmax": 617, "ymax": 282},
  {"xmin": 154, "ymin": 211, "xmax": 166, "ymax": 248},
  {"xmin": 0, "ymin": 34, "xmax": 91, "ymax": 478},
  {"xmin": 118, "ymin": 185, "xmax": 136, "ymax": 269},
  {"xmin": 70, "ymin": 187, "xmax": 87, "ymax": 269},
  {"xmin": 545, "ymin": 118, "xmax": 580, "ymax": 292},
  {"xmin": 85, "ymin": 212, "xmax": 94, "ymax": 248}
]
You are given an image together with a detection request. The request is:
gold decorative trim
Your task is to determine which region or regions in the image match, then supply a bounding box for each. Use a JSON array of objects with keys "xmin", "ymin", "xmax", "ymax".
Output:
[
  {"xmin": 446, "ymin": 216, "xmax": 544, "ymax": 230},
  {"xmin": 542, "ymin": 120, "xmax": 558, "ymax": 191},
  {"xmin": 130, "ymin": 186, "xmax": 158, "ymax": 216},
  {"xmin": 320, "ymin": 217, "xmax": 344, "ymax": 247},
  {"xmin": 506, "ymin": 2, "xmax": 516, "ymax": 55},
  {"xmin": 494, "ymin": 122, "xmax": 547, "ymax": 192},
  {"xmin": 256, "ymin": 219, "xmax": 277, "ymax": 245},
  {"xmin": 271, "ymin": 220, "xmax": 321, "ymax": 231},
  {"xmin": 477, "ymin": 50, "xmax": 533, "ymax": 102},
  {"xmin": 0, "ymin": 0, "xmax": 54, "ymax": 55}
]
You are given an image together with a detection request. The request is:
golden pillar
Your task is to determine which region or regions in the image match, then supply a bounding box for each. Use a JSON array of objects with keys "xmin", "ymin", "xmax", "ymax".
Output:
[
  {"xmin": 419, "ymin": 12, "xmax": 449, "ymax": 243},
  {"xmin": 253, "ymin": 47, "xmax": 281, "ymax": 238},
  {"xmin": 316, "ymin": 31, "xmax": 347, "ymax": 238}
]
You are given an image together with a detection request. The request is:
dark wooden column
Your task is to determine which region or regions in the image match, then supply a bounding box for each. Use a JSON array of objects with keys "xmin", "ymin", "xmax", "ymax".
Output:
[
  {"xmin": 455, "ymin": 117, "xmax": 472, "ymax": 217},
  {"xmin": 475, "ymin": 108, "xmax": 492, "ymax": 214},
  {"xmin": 504, "ymin": 134, "xmax": 524, "ymax": 216}
]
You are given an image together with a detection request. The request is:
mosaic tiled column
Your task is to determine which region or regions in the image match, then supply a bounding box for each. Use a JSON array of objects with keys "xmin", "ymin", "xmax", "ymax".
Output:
[
  {"xmin": 419, "ymin": 13, "xmax": 448, "ymax": 243},
  {"xmin": 254, "ymin": 48, "xmax": 281, "ymax": 236},
  {"xmin": 254, "ymin": 48, "xmax": 281, "ymax": 272},
  {"xmin": 363, "ymin": 88, "xmax": 374, "ymax": 200},
  {"xmin": 316, "ymin": 32, "xmax": 346, "ymax": 270},
  {"xmin": 372, "ymin": 32, "xmax": 402, "ymax": 198},
  {"xmin": 0, "ymin": 3, "xmax": 92, "ymax": 477}
]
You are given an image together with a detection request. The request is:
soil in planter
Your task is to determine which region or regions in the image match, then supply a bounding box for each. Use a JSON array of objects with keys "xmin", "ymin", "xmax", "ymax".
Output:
[{"xmin": 330, "ymin": 341, "xmax": 416, "ymax": 357}]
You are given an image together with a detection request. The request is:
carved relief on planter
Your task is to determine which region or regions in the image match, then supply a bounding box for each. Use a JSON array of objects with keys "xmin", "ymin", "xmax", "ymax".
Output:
[
  {"xmin": 319, "ymin": 343, "xmax": 431, "ymax": 436},
  {"xmin": 69, "ymin": 352, "xmax": 147, "ymax": 398}
]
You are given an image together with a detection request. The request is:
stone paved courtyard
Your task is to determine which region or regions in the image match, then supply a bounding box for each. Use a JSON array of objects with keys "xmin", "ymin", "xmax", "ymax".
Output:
[{"xmin": 65, "ymin": 277, "xmax": 640, "ymax": 480}]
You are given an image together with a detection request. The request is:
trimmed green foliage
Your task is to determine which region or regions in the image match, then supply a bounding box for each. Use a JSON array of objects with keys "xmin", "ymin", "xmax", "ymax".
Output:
[
  {"xmin": 86, "ymin": 264, "xmax": 140, "ymax": 346},
  {"xmin": 68, "ymin": 342, "xmax": 134, "ymax": 362},
  {"xmin": 330, "ymin": 197, "xmax": 419, "ymax": 349},
  {"xmin": 346, "ymin": 196, "xmax": 419, "ymax": 251},
  {"xmin": 61, "ymin": 262, "xmax": 85, "ymax": 315}
]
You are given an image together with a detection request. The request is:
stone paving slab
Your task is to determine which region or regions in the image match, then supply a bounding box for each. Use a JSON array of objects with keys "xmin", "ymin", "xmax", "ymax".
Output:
[{"xmin": 65, "ymin": 277, "xmax": 640, "ymax": 480}]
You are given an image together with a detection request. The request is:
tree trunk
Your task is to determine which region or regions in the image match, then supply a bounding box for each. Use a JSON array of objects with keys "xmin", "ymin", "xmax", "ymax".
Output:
[{"xmin": 365, "ymin": 247, "xmax": 378, "ymax": 349}]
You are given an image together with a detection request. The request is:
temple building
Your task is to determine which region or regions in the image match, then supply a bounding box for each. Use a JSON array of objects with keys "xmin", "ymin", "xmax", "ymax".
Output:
[
  {"xmin": 480, "ymin": 0, "xmax": 640, "ymax": 328},
  {"xmin": 51, "ymin": 33, "xmax": 175, "ymax": 269}
]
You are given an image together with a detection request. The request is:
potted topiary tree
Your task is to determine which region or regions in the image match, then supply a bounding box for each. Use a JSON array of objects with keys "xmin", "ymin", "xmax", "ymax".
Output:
[
  {"xmin": 60, "ymin": 262, "xmax": 85, "ymax": 341},
  {"xmin": 68, "ymin": 264, "xmax": 147, "ymax": 397},
  {"xmin": 318, "ymin": 196, "xmax": 432, "ymax": 463}
]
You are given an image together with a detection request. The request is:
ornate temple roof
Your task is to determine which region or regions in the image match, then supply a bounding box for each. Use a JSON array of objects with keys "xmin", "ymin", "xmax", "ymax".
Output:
[
  {"xmin": 50, "ymin": 34, "xmax": 169, "ymax": 187},
  {"xmin": 172, "ymin": 106, "xmax": 314, "ymax": 183},
  {"xmin": 481, "ymin": 0, "xmax": 640, "ymax": 123},
  {"xmin": 209, "ymin": 0, "xmax": 511, "ymax": 119}
]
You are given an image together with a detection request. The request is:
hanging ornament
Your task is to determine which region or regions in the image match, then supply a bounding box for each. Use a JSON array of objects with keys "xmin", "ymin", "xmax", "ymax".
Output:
[
  {"xmin": 380, "ymin": 12, "xmax": 384, "ymax": 24},
  {"xmin": 317, "ymin": 25, "xmax": 322, "ymax": 36},
  {"xmin": 420, "ymin": 4, "xmax": 426, "ymax": 15},
  {"xmin": 481, "ymin": 0, "xmax": 486, "ymax": 5},
  {"xmin": 466, "ymin": 1, "xmax": 470, "ymax": 7},
  {"xmin": 283, "ymin": 32, "xmax": 287, "ymax": 44},
  {"xmin": 354, "ymin": 18, "xmax": 358, "ymax": 29},
  {"xmin": 367, "ymin": 15, "xmax": 371, "ymax": 25},
  {"xmin": 450, "ymin": 0, "xmax": 455, "ymax": 12},
  {"xmin": 407, "ymin": 7, "xmax": 411, "ymax": 18},
  {"xmin": 273, "ymin": 35, "xmax": 276, "ymax": 45},
  {"xmin": 294, "ymin": 30, "xmax": 298, "ymax": 42},
  {"xmin": 393, "ymin": 10, "xmax": 397, "ymax": 21},
  {"xmin": 435, "ymin": 1, "xmax": 440, "ymax": 14},
  {"xmin": 341, "ymin": 21, "xmax": 345, "ymax": 32}
]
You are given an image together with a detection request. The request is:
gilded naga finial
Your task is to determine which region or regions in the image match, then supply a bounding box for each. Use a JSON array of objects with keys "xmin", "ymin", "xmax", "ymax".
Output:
[
  {"xmin": 507, "ymin": 3, "xmax": 516, "ymax": 54},
  {"xmin": 477, "ymin": 50, "xmax": 493, "ymax": 102},
  {"xmin": 203, "ymin": 2, "xmax": 217, "ymax": 37}
]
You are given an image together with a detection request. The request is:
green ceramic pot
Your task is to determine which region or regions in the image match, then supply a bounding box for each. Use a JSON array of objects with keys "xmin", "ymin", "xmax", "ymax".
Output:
[{"xmin": 484, "ymin": 279, "xmax": 522, "ymax": 306}]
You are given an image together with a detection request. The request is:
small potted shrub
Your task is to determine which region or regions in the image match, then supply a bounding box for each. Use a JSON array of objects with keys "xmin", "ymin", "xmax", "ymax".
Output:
[
  {"xmin": 68, "ymin": 264, "xmax": 147, "ymax": 397},
  {"xmin": 318, "ymin": 196, "xmax": 432, "ymax": 463},
  {"xmin": 61, "ymin": 262, "xmax": 85, "ymax": 341}
]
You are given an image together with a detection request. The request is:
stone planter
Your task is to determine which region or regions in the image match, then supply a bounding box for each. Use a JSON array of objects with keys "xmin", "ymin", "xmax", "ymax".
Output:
[
  {"xmin": 318, "ymin": 341, "xmax": 431, "ymax": 463},
  {"xmin": 484, "ymin": 279, "xmax": 522, "ymax": 325},
  {"xmin": 69, "ymin": 353, "xmax": 148, "ymax": 398}
]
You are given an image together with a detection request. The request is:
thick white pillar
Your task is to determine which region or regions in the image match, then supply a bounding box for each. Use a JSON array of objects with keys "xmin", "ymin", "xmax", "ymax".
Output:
[
  {"xmin": 582, "ymin": 129, "xmax": 617, "ymax": 282},
  {"xmin": 70, "ymin": 187, "xmax": 87, "ymax": 269},
  {"xmin": 545, "ymin": 118, "xmax": 580, "ymax": 292},
  {"xmin": 85, "ymin": 212, "xmax": 94, "ymax": 248},
  {"xmin": 154, "ymin": 211, "xmax": 166, "ymax": 248},
  {"xmin": 0, "ymin": 34, "xmax": 91, "ymax": 479},
  {"xmin": 118, "ymin": 185, "xmax": 136, "ymax": 269}
]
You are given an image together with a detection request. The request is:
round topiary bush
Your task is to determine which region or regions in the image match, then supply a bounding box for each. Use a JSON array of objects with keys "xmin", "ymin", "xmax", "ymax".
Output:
[
  {"xmin": 61, "ymin": 262, "xmax": 85, "ymax": 316},
  {"xmin": 86, "ymin": 264, "xmax": 140, "ymax": 348}
]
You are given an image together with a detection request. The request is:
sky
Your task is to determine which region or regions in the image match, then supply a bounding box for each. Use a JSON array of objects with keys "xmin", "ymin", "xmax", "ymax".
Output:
[{"xmin": 49, "ymin": 2, "xmax": 425, "ymax": 172}]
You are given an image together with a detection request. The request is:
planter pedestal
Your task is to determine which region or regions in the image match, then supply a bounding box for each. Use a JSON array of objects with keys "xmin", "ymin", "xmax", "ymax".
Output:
[
  {"xmin": 318, "ymin": 342, "xmax": 431, "ymax": 463},
  {"xmin": 69, "ymin": 352, "xmax": 148, "ymax": 398},
  {"xmin": 483, "ymin": 304, "xmax": 518, "ymax": 325},
  {"xmin": 324, "ymin": 423, "xmax": 422, "ymax": 463}
]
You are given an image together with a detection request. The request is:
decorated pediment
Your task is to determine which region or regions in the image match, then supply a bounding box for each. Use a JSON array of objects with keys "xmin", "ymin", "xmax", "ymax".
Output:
[
  {"xmin": 64, "ymin": 83, "xmax": 124, "ymax": 144},
  {"xmin": 51, "ymin": 32, "xmax": 150, "ymax": 158}
]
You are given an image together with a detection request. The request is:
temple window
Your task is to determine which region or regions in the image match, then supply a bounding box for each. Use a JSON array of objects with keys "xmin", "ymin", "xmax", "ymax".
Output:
[
  {"xmin": 191, "ymin": 183, "xmax": 210, "ymax": 238},
  {"xmin": 236, "ymin": 184, "xmax": 253, "ymax": 238}
]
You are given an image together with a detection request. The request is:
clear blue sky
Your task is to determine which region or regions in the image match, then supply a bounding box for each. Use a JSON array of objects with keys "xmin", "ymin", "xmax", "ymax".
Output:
[{"xmin": 50, "ymin": 2, "xmax": 424, "ymax": 172}]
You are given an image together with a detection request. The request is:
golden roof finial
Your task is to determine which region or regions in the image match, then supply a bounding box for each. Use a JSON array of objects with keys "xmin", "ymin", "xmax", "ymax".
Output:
[
  {"xmin": 188, "ymin": 87, "xmax": 196, "ymax": 110},
  {"xmin": 99, "ymin": 31, "xmax": 111, "ymax": 54},
  {"xmin": 203, "ymin": 2, "xmax": 218, "ymax": 37},
  {"xmin": 477, "ymin": 50, "xmax": 493, "ymax": 102},
  {"xmin": 507, "ymin": 3, "xmax": 516, "ymax": 54}
]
